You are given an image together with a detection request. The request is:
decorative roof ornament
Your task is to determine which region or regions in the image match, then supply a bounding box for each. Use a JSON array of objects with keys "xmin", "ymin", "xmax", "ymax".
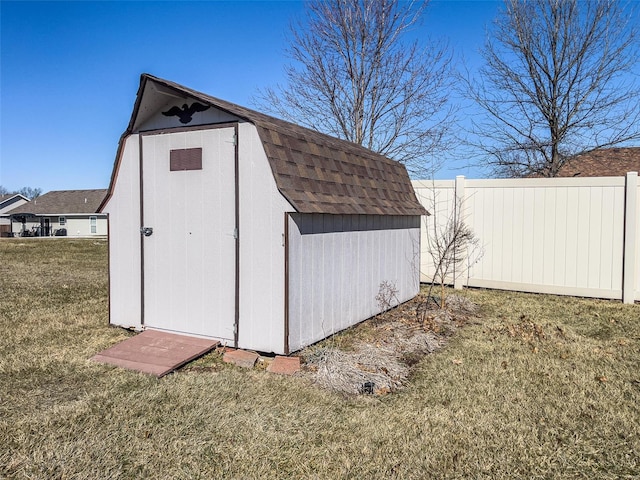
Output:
[{"xmin": 162, "ymin": 102, "xmax": 210, "ymax": 124}]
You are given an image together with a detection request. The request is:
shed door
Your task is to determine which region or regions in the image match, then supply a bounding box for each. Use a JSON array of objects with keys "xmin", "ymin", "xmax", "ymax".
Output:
[{"xmin": 141, "ymin": 128, "xmax": 236, "ymax": 342}]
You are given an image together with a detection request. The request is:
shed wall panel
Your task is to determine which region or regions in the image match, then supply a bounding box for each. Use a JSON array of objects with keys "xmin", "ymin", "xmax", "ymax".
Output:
[
  {"xmin": 287, "ymin": 214, "xmax": 421, "ymax": 352},
  {"xmin": 237, "ymin": 122, "xmax": 294, "ymax": 353},
  {"xmin": 102, "ymin": 135, "xmax": 142, "ymax": 329}
]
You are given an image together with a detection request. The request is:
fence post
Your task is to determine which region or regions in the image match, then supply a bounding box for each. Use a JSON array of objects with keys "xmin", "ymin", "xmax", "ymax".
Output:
[
  {"xmin": 623, "ymin": 172, "xmax": 637, "ymax": 304},
  {"xmin": 454, "ymin": 175, "xmax": 466, "ymax": 290}
]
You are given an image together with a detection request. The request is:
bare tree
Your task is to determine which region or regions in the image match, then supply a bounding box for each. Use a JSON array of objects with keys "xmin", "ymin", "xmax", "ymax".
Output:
[
  {"xmin": 254, "ymin": 0, "xmax": 455, "ymax": 177},
  {"xmin": 466, "ymin": 0, "xmax": 640, "ymax": 177},
  {"xmin": 0, "ymin": 186, "xmax": 41, "ymax": 199},
  {"xmin": 15, "ymin": 187, "xmax": 42, "ymax": 199}
]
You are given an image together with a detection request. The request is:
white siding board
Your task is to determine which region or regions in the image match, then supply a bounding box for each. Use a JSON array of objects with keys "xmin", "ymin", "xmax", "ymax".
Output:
[
  {"xmin": 288, "ymin": 216, "xmax": 303, "ymax": 351},
  {"xmin": 288, "ymin": 215, "xmax": 421, "ymax": 352},
  {"xmin": 521, "ymin": 187, "xmax": 535, "ymax": 285},
  {"xmin": 493, "ymin": 188, "xmax": 504, "ymax": 281},
  {"xmin": 237, "ymin": 122, "xmax": 292, "ymax": 353},
  {"xmin": 472, "ymin": 187, "xmax": 487, "ymax": 280},
  {"xmin": 530, "ymin": 188, "xmax": 543, "ymax": 285},
  {"xmin": 102, "ymin": 135, "xmax": 142, "ymax": 330},
  {"xmin": 575, "ymin": 187, "xmax": 591, "ymax": 289}
]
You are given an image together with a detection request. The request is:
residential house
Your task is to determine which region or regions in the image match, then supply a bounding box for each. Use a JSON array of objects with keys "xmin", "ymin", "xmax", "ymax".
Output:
[
  {"xmin": 9, "ymin": 189, "xmax": 107, "ymax": 237},
  {"xmin": 0, "ymin": 194, "xmax": 29, "ymax": 236},
  {"xmin": 557, "ymin": 147, "xmax": 640, "ymax": 177}
]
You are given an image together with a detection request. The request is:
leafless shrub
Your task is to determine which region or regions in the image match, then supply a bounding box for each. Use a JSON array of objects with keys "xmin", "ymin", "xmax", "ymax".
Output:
[
  {"xmin": 420, "ymin": 188, "xmax": 483, "ymax": 317},
  {"xmin": 375, "ymin": 280, "xmax": 399, "ymax": 312},
  {"xmin": 445, "ymin": 294, "xmax": 479, "ymax": 316}
]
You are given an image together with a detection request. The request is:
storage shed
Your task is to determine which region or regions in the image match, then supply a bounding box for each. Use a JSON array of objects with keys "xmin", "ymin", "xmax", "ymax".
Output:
[{"xmin": 100, "ymin": 74, "xmax": 427, "ymax": 354}]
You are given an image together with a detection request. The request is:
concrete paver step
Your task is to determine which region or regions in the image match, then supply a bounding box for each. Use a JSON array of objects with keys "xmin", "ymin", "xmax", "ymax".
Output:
[
  {"xmin": 223, "ymin": 349, "xmax": 259, "ymax": 368},
  {"xmin": 267, "ymin": 355, "xmax": 301, "ymax": 375}
]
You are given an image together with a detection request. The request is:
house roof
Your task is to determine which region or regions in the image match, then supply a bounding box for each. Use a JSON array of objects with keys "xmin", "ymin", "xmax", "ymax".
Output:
[
  {"xmin": 0, "ymin": 193, "xmax": 29, "ymax": 203},
  {"xmin": 9, "ymin": 189, "xmax": 107, "ymax": 215},
  {"xmin": 104, "ymin": 74, "xmax": 427, "ymax": 217},
  {"xmin": 0, "ymin": 193, "xmax": 29, "ymax": 213},
  {"xmin": 557, "ymin": 147, "xmax": 640, "ymax": 177}
]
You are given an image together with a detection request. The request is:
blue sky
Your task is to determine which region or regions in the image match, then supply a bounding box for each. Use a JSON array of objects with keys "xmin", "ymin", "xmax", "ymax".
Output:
[{"xmin": 0, "ymin": 1, "xmax": 499, "ymax": 193}]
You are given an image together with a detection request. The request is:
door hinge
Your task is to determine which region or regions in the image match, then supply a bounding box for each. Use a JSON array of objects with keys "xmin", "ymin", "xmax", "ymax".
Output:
[{"xmin": 233, "ymin": 227, "xmax": 238, "ymax": 239}]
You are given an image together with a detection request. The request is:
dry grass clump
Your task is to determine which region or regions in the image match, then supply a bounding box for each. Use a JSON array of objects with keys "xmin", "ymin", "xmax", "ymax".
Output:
[
  {"xmin": 2, "ymin": 239, "xmax": 640, "ymax": 479},
  {"xmin": 301, "ymin": 310, "xmax": 445, "ymax": 395},
  {"xmin": 304, "ymin": 345, "xmax": 407, "ymax": 394},
  {"xmin": 302, "ymin": 322, "xmax": 441, "ymax": 395},
  {"xmin": 298, "ymin": 290, "xmax": 477, "ymax": 396}
]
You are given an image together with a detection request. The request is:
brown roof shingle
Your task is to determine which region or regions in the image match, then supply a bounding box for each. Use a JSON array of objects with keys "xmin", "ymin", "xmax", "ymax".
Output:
[
  {"xmin": 9, "ymin": 189, "xmax": 107, "ymax": 215},
  {"xmin": 132, "ymin": 75, "xmax": 427, "ymax": 217},
  {"xmin": 557, "ymin": 147, "xmax": 640, "ymax": 177}
]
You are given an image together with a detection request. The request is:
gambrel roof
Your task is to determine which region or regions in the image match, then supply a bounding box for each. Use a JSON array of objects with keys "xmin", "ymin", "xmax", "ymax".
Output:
[
  {"xmin": 103, "ymin": 74, "xmax": 427, "ymax": 217},
  {"xmin": 10, "ymin": 189, "xmax": 107, "ymax": 215}
]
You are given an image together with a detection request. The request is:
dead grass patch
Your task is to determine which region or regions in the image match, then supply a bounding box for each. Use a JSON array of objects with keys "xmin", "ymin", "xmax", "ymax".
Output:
[{"xmin": 298, "ymin": 293, "xmax": 470, "ymax": 395}]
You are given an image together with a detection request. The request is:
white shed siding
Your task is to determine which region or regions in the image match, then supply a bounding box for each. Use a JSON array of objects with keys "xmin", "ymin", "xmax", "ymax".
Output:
[
  {"xmin": 102, "ymin": 135, "xmax": 142, "ymax": 329},
  {"xmin": 238, "ymin": 122, "xmax": 294, "ymax": 353},
  {"xmin": 287, "ymin": 214, "xmax": 421, "ymax": 352}
]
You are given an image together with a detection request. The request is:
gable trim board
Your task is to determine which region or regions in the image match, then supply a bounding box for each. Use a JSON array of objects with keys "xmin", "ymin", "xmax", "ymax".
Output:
[{"xmin": 101, "ymin": 74, "xmax": 427, "ymax": 354}]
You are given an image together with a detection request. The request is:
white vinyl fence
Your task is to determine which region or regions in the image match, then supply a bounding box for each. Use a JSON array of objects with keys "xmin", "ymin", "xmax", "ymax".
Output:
[{"xmin": 413, "ymin": 173, "xmax": 640, "ymax": 303}]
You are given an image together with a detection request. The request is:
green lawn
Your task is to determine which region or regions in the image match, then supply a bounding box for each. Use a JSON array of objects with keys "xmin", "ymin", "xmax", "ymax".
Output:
[{"xmin": 1, "ymin": 239, "xmax": 639, "ymax": 479}]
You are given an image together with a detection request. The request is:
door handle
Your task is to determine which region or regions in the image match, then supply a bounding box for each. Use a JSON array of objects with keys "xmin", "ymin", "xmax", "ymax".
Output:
[{"xmin": 141, "ymin": 227, "xmax": 153, "ymax": 237}]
